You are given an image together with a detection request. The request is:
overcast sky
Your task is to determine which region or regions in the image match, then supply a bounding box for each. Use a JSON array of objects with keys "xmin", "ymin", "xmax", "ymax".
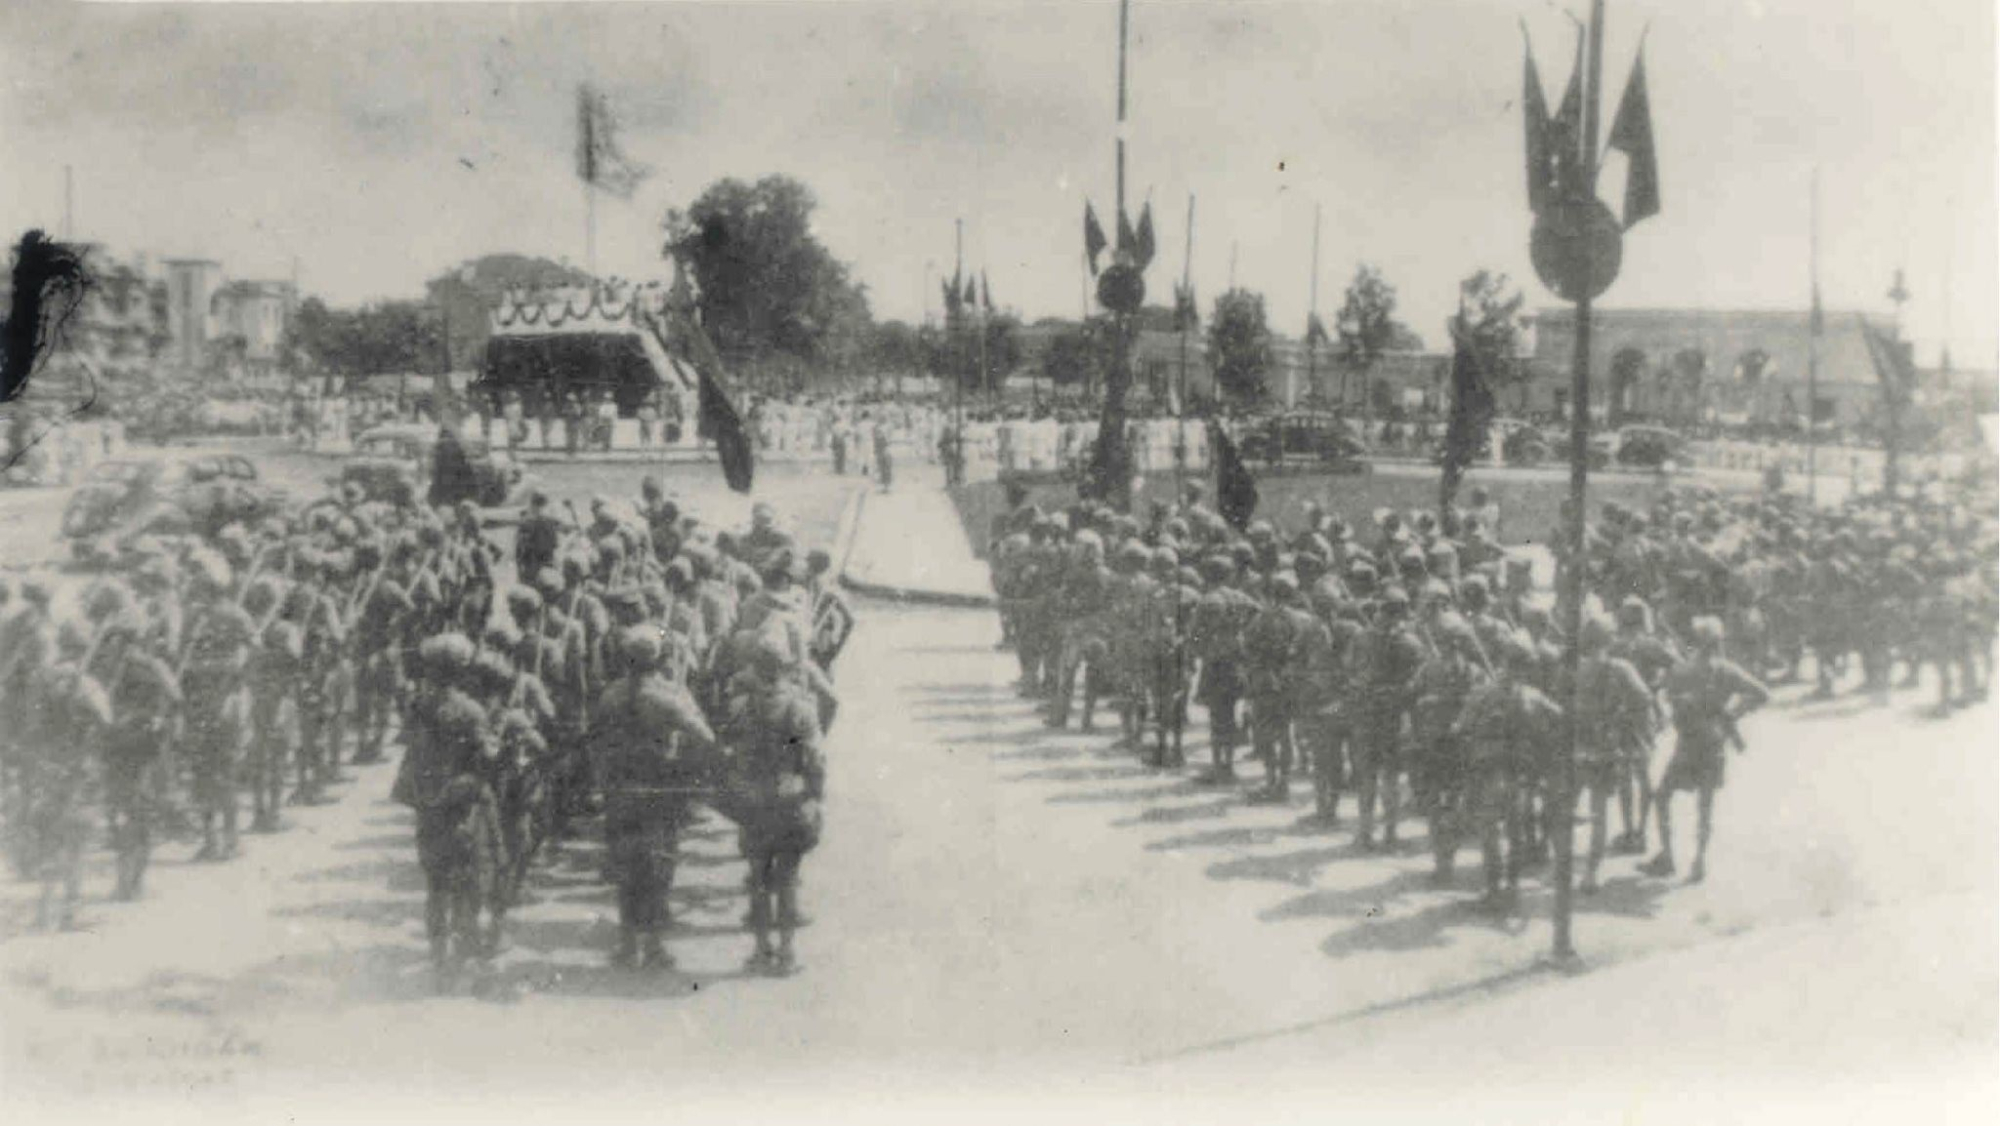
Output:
[{"xmin": 2, "ymin": 0, "xmax": 1993, "ymax": 367}]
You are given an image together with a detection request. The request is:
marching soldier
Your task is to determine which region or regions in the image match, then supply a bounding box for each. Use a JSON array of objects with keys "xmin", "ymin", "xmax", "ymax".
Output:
[
  {"xmin": 1642, "ymin": 617, "xmax": 1769, "ymax": 883},
  {"xmin": 1572, "ymin": 615, "xmax": 1657, "ymax": 893}
]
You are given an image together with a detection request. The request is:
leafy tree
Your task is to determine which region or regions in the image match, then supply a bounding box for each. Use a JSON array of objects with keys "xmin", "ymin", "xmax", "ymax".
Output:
[
  {"xmin": 1207, "ymin": 288, "xmax": 1274, "ymax": 406},
  {"xmin": 1042, "ymin": 324, "xmax": 1098, "ymax": 388},
  {"xmin": 865, "ymin": 320, "xmax": 924, "ymax": 375},
  {"xmin": 662, "ymin": 174, "xmax": 873, "ymax": 384},
  {"xmin": 1671, "ymin": 347, "xmax": 1709, "ymax": 427},
  {"xmin": 283, "ymin": 297, "xmax": 439, "ymax": 380},
  {"xmin": 1335, "ymin": 264, "xmax": 1400, "ymax": 413},
  {"xmin": 973, "ymin": 313, "xmax": 1022, "ymax": 394}
]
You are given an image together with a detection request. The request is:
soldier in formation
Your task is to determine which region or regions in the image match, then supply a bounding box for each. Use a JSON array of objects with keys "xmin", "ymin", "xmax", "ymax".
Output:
[
  {"xmin": 0, "ymin": 460, "xmax": 849, "ymax": 987},
  {"xmin": 986, "ymin": 466, "xmax": 1993, "ymax": 906}
]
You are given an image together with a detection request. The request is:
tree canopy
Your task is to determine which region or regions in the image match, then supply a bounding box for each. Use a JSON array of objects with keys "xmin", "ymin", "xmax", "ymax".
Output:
[
  {"xmin": 1208, "ymin": 288, "xmax": 1274, "ymax": 406},
  {"xmin": 286, "ymin": 297, "xmax": 442, "ymax": 380},
  {"xmin": 662, "ymin": 175, "xmax": 873, "ymax": 383}
]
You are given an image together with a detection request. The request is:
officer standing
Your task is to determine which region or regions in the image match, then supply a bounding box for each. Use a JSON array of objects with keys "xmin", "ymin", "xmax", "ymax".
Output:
[{"xmin": 593, "ymin": 627, "xmax": 718, "ymax": 971}]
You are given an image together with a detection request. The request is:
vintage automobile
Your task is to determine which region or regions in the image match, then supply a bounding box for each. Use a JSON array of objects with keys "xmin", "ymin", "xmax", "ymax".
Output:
[
  {"xmin": 61, "ymin": 452, "xmax": 286, "ymax": 566},
  {"xmin": 1236, "ymin": 411, "xmax": 1370, "ymax": 474},
  {"xmin": 343, "ymin": 423, "xmax": 533, "ymax": 520},
  {"xmin": 1612, "ymin": 424, "xmax": 1688, "ymax": 470}
]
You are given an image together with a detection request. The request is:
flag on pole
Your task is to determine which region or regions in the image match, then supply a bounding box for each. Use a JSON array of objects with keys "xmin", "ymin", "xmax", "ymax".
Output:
[
  {"xmin": 1858, "ymin": 316, "xmax": 1918, "ymax": 403},
  {"xmin": 662, "ymin": 280, "xmax": 755, "ymax": 493},
  {"xmin": 1522, "ymin": 28, "xmax": 1555, "ymax": 215},
  {"xmin": 943, "ymin": 268, "xmax": 963, "ymax": 316},
  {"xmin": 576, "ymin": 84, "xmax": 651, "ymax": 199},
  {"xmin": 1607, "ymin": 48, "xmax": 1661, "ymax": 228},
  {"xmin": 1134, "ymin": 202, "xmax": 1157, "ymax": 270},
  {"xmin": 1306, "ymin": 312, "xmax": 1331, "ymax": 348},
  {"xmin": 1550, "ymin": 27, "xmax": 1586, "ymax": 199},
  {"xmin": 980, "ymin": 271, "xmax": 993, "ymax": 312},
  {"xmin": 1117, "ymin": 209, "xmax": 1139, "ymax": 263},
  {"xmin": 1209, "ymin": 418, "xmax": 1259, "ymax": 533},
  {"xmin": 964, "ymin": 275, "xmax": 979, "ymax": 309},
  {"xmin": 1084, "ymin": 202, "xmax": 1108, "ymax": 275},
  {"xmin": 1440, "ymin": 320, "xmax": 1498, "ymax": 509}
]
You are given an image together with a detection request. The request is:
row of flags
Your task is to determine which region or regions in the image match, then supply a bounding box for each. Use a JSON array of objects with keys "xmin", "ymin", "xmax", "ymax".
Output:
[
  {"xmin": 1522, "ymin": 25, "xmax": 1658, "ymax": 229},
  {"xmin": 941, "ymin": 269, "xmax": 995, "ymax": 318},
  {"xmin": 1083, "ymin": 200, "xmax": 1157, "ymax": 276}
]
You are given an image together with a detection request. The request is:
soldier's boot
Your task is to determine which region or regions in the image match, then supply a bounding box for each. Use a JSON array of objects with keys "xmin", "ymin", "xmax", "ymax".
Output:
[
  {"xmin": 1430, "ymin": 803, "xmax": 1456, "ymax": 885},
  {"xmin": 1478, "ymin": 816, "xmax": 1506, "ymax": 906},
  {"xmin": 1355, "ymin": 769, "xmax": 1378, "ymax": 850},
  {"xmin": 771, "ymin": 887, "xmax": 801, "ymax": 975},
  {"xmin": 1639, "ymin": 793, "xmax": 1677, "ymax": 876},
  {"xmin": 1687, "ymin": 789, "xmax": 1715, "ymax": 884},
  {"xmin": 1582, "ymin": 790, "xmax": 1609, "ymax": 895},
  {"xmin": 218, "ymin": 801, "xmax": 240, "ymax": 860},
  {"xmin": 1381, "ymin": 769, "xmax": 1403, "ymax": 850},
  {"xmin": 426, "ymin": 888, "xmax": 453, "ymax": 989},
  {"xmin": 744, "ymin": 891, "xmax": 775, "ymax": 972},
  {"xmin": 639, "ymin": 931, "xmax": 673, "ymax": 972},
  {"xmin": 195, "ymin": 812, "xmax": 220, "ymax": 861}
]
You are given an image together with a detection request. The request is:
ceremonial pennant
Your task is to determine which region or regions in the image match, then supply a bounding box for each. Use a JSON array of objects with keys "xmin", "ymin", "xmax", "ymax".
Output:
[
  {"xmin": 1858, "ymin": 316, "xmax": 1918, "ymax": 402},
  {"xmin": 1209, "ymin": 418, "xmax": 1260, "ymax": 533},
  {"xmin": 1551, "ymin": 27, "xmax": 1586, "ymax": 198},
  {"xmin": 1134, "ymin": 202, "xmax": 1157, "ymax": 271},
  {"xmin": 980, "ymin": 271, "xmax": 993, "ymax": 312},
  {"xmin": 1522, "ymin": 28, "xmax": 1555, "ymax": 215},
  {"xmin": 662, "ymin": 288, "xmax": 755, "ymax": 493},
  {"xmin": 1607, "ymin": 48, "xmax": 1661, "ymax": 228},
  {"xmin": 1084, "ymin": 202, "xmax": 1108, "ymax": 275}
]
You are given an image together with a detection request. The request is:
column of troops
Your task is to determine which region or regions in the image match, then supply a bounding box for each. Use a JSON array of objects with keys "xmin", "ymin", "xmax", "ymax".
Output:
[
  {"xmin": 990, "ymin": 473, "xmax": 1996, "ymax": 905},
  {"xmin": 0, "ymin": 478, "xmax": 854, "ymax": 989}
]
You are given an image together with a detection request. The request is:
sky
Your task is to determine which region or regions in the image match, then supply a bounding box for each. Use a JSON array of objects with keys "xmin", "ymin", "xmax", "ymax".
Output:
[{"xmin": 2, "ymin": 0, "xmax": 1993, "ymax": 368}]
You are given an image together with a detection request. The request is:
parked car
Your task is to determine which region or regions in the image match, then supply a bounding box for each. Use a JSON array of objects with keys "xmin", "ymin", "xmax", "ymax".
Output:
[
  {"xmin": 1237, "ymin": 411, "xmax": 1370, "ymax": 474},
  {"xmin": 349, "ymin": 423, "xmax": 532, "ymax": 511},
  {"xmin": 1612, "ymin": 425, "xmax": 1688, "ymax": 470},
  {"xmin": 61, "ymin": 452, "xmax": 286, "ymax": 567}
]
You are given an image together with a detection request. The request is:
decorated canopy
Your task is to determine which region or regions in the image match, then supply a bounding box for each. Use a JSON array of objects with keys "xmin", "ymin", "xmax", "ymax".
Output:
[{"xmin": 474, "ymin": 283, "xmax": 698, "ymax": 417}]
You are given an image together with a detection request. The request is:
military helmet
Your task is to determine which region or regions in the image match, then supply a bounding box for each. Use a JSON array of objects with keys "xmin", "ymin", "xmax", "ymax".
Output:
[{"xmin": 1578, "ymin": 614, "xmax": 1615, "ymax": 653}]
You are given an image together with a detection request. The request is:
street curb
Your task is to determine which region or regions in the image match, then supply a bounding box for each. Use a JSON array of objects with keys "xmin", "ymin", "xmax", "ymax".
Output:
[{"xmin": 836, "ymin": 488, "xmax": 997, "ymax": 609}]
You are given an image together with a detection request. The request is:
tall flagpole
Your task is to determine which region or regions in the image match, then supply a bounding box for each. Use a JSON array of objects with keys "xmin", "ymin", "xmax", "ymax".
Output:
[
  {"xmin": 1553, "ymin": 0, "xmax": 1607, "ymax": 966},
  {"xmin": 1307, "ymin": 202, "xmax": 1322, "ymax": 402},
  {"xmin": 955, "ymin": 218, "xmax": 965, "ymax": 474},
  {"xmin": 1807, "ymin": 167, "xmax": 1821, "ymax": 505}
]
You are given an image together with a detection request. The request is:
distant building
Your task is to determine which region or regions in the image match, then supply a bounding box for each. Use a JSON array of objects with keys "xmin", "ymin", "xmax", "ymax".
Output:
[
  {"xmin": 162, "ymin": 258, "xmax": 224, "ymax": 370},
  {"xmin": 211, "ymin": 279, "xmax": 297, "ymax": 373},
  {"xmin": 1524, "ymin": 306, "xmax": 1897, "ymax": 429},
  {"xmin": 0, "ymin": 242, "xmax": 169, "ymax": 399},
  {"xmin": 160, "ymin": 258, "xmax": 294, "ymax": 375}
]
